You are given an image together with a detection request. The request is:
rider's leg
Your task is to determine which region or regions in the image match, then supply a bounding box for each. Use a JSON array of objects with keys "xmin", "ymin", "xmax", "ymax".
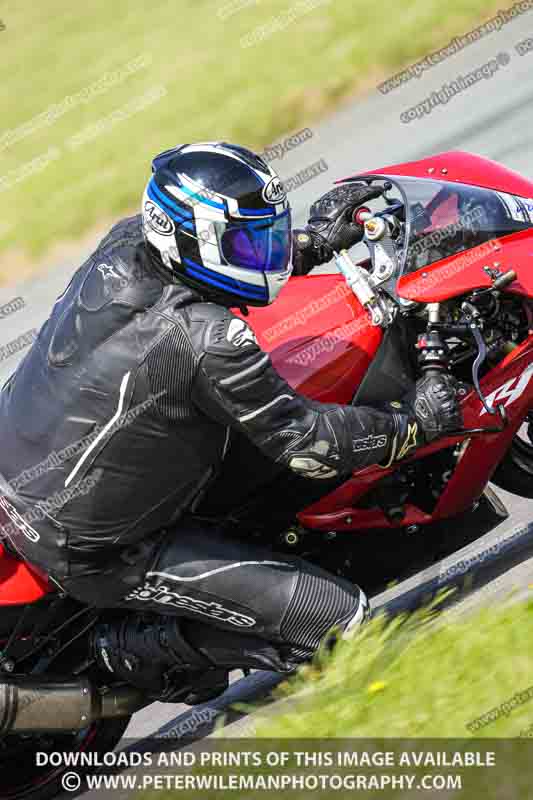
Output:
[{"xmin": 92, "ymin": 519, "xmax": 369, "ymax": 698}]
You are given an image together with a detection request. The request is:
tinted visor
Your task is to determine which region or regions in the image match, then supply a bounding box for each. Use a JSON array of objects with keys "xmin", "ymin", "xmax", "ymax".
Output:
[{"xmin": 220, "ymin": 210, "xmax": 291, "ymax": 272}]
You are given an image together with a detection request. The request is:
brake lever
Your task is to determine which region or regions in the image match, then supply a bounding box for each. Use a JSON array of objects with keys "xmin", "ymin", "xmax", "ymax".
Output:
[
  {"xmin": 469, "ymin": 323, "xmax": 496, "ymax": 416},
  {"xmin": 459, "ymin": 320, "xmax": 507, "ymax": 432}
]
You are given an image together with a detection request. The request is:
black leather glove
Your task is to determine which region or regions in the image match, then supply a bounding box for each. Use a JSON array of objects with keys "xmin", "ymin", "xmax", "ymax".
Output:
[
  {"xmin": 292, "ymin": 183, "xmax": 384, "ymax": 275},
  {"xmin": 380, "ymin": 372, "xmax": 462, "ymax": 466},
  {"xmin": 412, "ymin": 373, "xmax": 463, "ymax": 443}
]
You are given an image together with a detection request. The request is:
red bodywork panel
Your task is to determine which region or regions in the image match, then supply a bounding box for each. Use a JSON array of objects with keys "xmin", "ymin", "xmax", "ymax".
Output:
[
  {"xmin": 397, "ymin": 229, "xmax": 533, "ymax": 303},
  {"xmin": 0, "ymin": 543, "xmax": 50, "ymax": 605},
  {"xmin": 244, "ymin": 274, "xmax": 382, "ymax": 403},
  {"xmin": 299, "ymin": 336, "xmax": 533, "ymax": 531}
]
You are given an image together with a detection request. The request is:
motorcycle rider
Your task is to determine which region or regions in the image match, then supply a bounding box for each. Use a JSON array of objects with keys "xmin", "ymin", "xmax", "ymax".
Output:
[{"xmin": 0, "ymin": 142, "xmax": 461, "ymax": 703}]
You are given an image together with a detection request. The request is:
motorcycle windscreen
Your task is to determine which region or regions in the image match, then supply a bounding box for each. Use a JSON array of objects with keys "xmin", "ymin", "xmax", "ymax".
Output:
[{"xmin": 398, "ymin": 178, "xmax": 533, "ymax": 274}]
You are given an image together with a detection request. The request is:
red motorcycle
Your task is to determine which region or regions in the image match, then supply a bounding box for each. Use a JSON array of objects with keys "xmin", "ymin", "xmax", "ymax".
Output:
[{"xmin": 1, "ymin": 151, "xmax": 533, "ymax": 798}]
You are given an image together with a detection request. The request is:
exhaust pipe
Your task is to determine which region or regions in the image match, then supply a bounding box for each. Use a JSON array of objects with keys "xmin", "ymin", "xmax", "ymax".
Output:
[{"xmin": 0, "ymin": 677, "xmax": 148, "ymax": 733}]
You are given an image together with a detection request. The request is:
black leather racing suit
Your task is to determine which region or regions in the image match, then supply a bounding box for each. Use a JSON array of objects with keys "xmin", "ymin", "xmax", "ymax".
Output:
[{"xmin": 0, "ymin": 215, "xmax": 414, "ymax": 676}]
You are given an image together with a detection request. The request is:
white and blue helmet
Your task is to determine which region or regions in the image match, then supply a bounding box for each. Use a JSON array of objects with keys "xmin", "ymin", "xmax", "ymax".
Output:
[{"xmin": 141, "ymin": 142, "xmax": 293, "ymax": 306}]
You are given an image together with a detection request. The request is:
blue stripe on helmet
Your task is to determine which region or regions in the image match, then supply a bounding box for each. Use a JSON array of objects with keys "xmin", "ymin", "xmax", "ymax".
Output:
[
  {"xmin": 186, "ymin": 266, "xmax": 267, "ymax": 300},
  {"xmin": 183, "ymin": 258, "xmax": 267, "ymax": 300},
  {"xmin": 238, "ymin": 207, "xmax": 276, "ymax": 216},
  {"xmin": 148, "ymin": 179, "xmax": 193, "ymax": 220},
  {"xmin": 146, "ymin": 182, "xmax": 194, "ymax": 232},
  {"xmin": 177, "ymin": 182, "xmax": 226, "ymax": 210}
]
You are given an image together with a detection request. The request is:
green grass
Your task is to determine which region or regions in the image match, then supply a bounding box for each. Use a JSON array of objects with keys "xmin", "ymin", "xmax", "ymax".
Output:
[
  {"xmin": 141, "ymin": 600, "xmax": 533, "ymax": 800},
  {"xmin": 245, "ymin": 598, "xmax": 533, "ymax": 738},
  {"xmin": 0, "ymin": 0, "xmax": 513, "ymax": 277}
]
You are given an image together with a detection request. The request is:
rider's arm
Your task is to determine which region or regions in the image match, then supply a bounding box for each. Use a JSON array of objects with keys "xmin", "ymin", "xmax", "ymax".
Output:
[{"xmin": 190, "ymin": 306, "xmax": 419, "ymax": 478}]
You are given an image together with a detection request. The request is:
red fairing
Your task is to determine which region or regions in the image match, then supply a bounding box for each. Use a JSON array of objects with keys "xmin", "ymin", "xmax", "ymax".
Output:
[
  {"xmin": 243, "ymin": 274, "xmax": 383, "ymax": 404},
  {"xmin": 0, "ymin": 543, "xmax": 50, "ymax": 605},
  {"xmin": 343, "ymin": 151, "xmax": 533, "ymax": 198},
  {"xmin": 299, "ymin": 335, "xmax": 533, "ymax": 530},
  {"xmin": 397, "ymin": 228, "xmax": 533, "ymax": 303}
]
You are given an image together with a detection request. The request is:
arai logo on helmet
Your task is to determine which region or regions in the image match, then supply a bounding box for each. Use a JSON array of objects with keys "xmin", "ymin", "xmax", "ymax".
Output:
[
  {"xmin": 262, "ymin": 176, "xmax": 286, "ymax": 204},
  {"xmin": 143, "ymin": 200, "xmax": 175, "ymax": 236}
]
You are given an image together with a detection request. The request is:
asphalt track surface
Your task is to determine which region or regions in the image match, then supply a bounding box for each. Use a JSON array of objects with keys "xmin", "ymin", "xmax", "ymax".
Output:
[{"xmin": 0, "ymin": 10, "xmax": 532, "ymax": 777}]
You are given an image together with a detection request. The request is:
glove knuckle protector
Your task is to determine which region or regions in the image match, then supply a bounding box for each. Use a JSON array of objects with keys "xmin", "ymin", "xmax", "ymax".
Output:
[
  {"xmin": 413, "ymin": 373, "xmax": 462, "ymax": 442},
  {"xmin": 293, "ymin": 183, "xmax": 383, "ymax": 272}
]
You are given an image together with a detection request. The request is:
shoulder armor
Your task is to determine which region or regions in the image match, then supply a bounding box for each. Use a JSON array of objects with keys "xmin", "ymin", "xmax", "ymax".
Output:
[{"xmin": 82, "ymin": 219, "xmax": 165, "ymax": 312}]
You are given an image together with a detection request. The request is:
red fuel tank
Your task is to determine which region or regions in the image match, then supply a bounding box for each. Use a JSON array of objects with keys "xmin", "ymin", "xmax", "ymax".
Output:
[{"xmin": 243, "ymin": 274, "xmax": 382, "ymax": 404}]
